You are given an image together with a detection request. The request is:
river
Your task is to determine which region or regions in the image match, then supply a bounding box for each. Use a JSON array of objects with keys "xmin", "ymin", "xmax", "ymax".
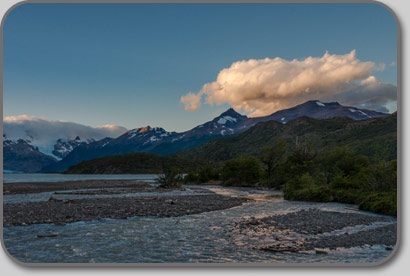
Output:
[{"xmin": 2, "ymin": 174, "xmax": 396, "ymax": 264}]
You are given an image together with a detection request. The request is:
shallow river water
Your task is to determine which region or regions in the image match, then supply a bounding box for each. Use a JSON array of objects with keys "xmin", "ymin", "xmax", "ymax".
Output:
[{"xmin": 2, "ymin": 174, "xmax": 396, "ymax": 264}]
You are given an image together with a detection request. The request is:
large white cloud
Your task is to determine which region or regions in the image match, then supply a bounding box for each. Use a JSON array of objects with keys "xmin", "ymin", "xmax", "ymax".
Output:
[
  {"xmin": 181, "ymin": 50, "xmax": 397, "ymax": 116},
  {"xmin": 3, "ymin": 115, "xmax": 127, "ymax": 155}
]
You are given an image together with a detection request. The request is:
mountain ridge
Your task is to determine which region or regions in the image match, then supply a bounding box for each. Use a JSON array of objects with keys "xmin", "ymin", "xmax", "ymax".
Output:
[
  {"xmin": 65, "ymin": 112, "xmax": 397, "ymax": 174},
  {"xmin": 3, "ymin": 100, "xmax": 389, "ymax": 172}
]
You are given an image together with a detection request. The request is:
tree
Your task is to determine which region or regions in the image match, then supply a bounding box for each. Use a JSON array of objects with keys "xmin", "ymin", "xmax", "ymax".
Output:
[
  {"xmin": 221, "ymin": 156, "xmax": 264, "ymax": 187},
  {"xmin": 261, "ymin": 140, "xmax": 287, "ymax": 188},
  {"xmin": 366, "ymin": 160, "xmax": 397, "ymax": 191}
]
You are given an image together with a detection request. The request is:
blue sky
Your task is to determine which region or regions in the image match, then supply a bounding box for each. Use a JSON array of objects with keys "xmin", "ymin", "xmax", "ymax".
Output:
[{"xmin": 3, "ymin": 3, "xmax": 397, "ymax": 132}]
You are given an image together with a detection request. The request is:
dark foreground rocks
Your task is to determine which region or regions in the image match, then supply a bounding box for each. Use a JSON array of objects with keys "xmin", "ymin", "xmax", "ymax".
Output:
[
  {"xmin": 240, "ymin": 209, "xmax": 390, "ymax": 235},
  {"xmin": 3, "ymin": 180, "xmax": 153, "ymax": 195},
  {"xmin": 234, "ymin": 209, "xmax": 397, "ymax": 253},
  {"xmin": 260, "ymin": 224, "xmax": 397, "ymax": 253},
  {"xmin": 3, "ymin": 194, "xmax": 248, "ymax": 226},
  {"xmin": 306, "ymin": 224, "xmax": 397, "ymax": 249}
]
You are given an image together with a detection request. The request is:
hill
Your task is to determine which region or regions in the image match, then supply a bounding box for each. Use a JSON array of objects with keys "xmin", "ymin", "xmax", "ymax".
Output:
[
  {"xmin": 176, "ymin": 112, "xmax": 397, "ymax": 163},
  {"xmin": 64, "ymin": 152, "xmax": 199, "ymax": 174}
]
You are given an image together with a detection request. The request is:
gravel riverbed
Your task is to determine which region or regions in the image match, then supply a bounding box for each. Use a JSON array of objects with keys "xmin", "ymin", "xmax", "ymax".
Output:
[
  {"xmin": 3, "ymin": 194, "xmax": 249, "ymax": 226},
  {"xmin": 3, "ymin": 180, "xmax": 153, "ymax": 194},
  {"xmin": 233, "ymin": 209, "xmax": 396, "ymax": 253}
]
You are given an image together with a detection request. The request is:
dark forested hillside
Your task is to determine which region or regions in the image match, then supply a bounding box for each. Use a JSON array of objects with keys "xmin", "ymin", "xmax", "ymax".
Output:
[
  {"xmin": 176, "ymin": 113, "xmax": 397, "ymax": 163},
  {"xmin": 64, "ymin": 152, "xmax": 199, "ymax": 174}
]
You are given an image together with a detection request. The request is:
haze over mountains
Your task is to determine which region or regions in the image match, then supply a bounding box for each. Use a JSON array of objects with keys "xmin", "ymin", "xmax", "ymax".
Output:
[
  {"xmin": 3, "ymin": 116, "xmax": 127, "ymax": 158},
  {"xmin": 3, "ymin": 100, "xmax": 388, "ymax": 173}
]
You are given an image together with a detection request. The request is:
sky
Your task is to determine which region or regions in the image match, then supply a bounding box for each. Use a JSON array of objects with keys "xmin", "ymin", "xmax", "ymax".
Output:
[{"xmin": 3, "ymin": 3, "xmax": 398, "ymax": 132}]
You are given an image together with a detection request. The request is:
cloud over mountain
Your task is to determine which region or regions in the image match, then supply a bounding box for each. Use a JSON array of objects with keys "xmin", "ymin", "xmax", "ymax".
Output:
[
  {"xmin": 181, "ymin": 50, "xmax": 397, "ymax": 116},
  {"xmin": 3, "ymin": 115, "xmax": 127, "ymax": 155}
]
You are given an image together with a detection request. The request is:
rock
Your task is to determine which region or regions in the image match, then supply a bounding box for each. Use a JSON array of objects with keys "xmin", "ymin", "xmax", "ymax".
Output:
[
  {"xmin": 48, "ymin": 196, "xmax": 59, "ymax": 202},
  {"xmin": 315, "ymin": 248, "xmax": 328, "ymax": 254},
  {"xmin": 37, "ymin": 234, "xmax": 58, "ymax": 238}
]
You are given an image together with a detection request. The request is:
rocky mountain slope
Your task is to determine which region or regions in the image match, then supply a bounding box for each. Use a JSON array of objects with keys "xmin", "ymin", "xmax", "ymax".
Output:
[{"xmin": 3, "ymin": 138, "xmax": 57, "ymax": 173}]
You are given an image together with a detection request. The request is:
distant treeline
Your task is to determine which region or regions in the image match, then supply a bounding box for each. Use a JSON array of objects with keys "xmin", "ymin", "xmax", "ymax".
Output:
[{"xmin": 64, "ymin": 152, "xmax": 198, "ymax": 174}]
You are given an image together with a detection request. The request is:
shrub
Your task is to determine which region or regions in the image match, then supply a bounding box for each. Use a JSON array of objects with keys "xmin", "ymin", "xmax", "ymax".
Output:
[
  {"xmin": 332, "ymin": 189, "xmax": 363, "ymax": 204},
  {"xmin": 183, "ymin": 172, "xmax": 199, "ymax": 184},
  {"xmin": 284, "ymin": 173, "xmax": 333, "ymax": 202},
  {"xmin": 183, "ymin": 165, "xmax": 220, "ymax": 184},
  {"xmin": 359, "ymin": 191, "xmax": 397, "ymax": 216},
  {"xmin": 320, "ymin": 147, "xmax": 370, "ymax": 182},
  {"xmin": 221, "ymin": 156, "xmax": 264, "ymax": 187},
  {"xmin": 365, "ymin": 160, "xmax": 397, "ymax": 191},
  {"xmin": 157, "ymin": 169, "xmax": 182, "ymax": 189},
  {"xmin": 198, "ymin": 165, "xmax": 220, "ymax": 183}
]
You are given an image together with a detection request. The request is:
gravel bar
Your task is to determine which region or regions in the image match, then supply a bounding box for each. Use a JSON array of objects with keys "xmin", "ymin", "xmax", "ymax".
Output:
[
  {"xmin": 234, "ymin": 209, "xmax": 396, "ymax": 252},
  {"xmin": 3, "ymin": 180, "xmax": 153, "ymax": 195},
  {"xmin": 240, "ymin": 208, "xmax": 390, "ymax": 235},
  {"xmin": 3, "ymin": 194, "xmax": 248, "ymax": 226}
]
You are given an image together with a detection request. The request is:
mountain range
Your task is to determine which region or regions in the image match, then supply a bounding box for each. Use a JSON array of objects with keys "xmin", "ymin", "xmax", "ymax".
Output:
[
  {"xmin": 65, "ymin": 112, "xmax": 397, "ymax": 174},
  {"xmin": 3, "ymin": 100, "xmax": 388, "ymax": 173}
]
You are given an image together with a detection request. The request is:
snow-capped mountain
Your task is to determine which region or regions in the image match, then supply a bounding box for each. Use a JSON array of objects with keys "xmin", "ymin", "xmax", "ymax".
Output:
[
  {"xmin": 185, "ymin": 108, "xmax": 248, "ymax": 137},
  {"xmin": 40, "ymin": 110, "xmax": 248, "ymax": 172},
  {"xmin": 3, "ymin": 116, "xmax": 127, "ymax": 159},
  {"xmin": 246, "ymin": 100, "xmax": 387, "ymax": 125},
  {"xmin": 42, "ymin": 101, "xmax": 387, "ymax": 173},
  {"xmin": 5, "ymin": 100, "xmax": 388, "ymax": 173},
  {"xmin": 52, "ymin": 136, "xmax": 96, "ymax": 159},
  {"xmin": 3, "ymin": 138, "xmax": 57, "ymax": 173}
]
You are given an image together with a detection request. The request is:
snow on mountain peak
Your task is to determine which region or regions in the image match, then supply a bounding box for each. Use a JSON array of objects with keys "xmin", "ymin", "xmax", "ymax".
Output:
[
  {"xmin": 217, "ymin": 115, "xmax": 238, "ymax": 125},
  {"xmin": 3, "ymin": 115, "xmax": 127, "ymax": 157}
]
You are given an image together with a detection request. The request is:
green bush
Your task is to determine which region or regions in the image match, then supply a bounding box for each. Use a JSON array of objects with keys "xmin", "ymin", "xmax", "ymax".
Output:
[
  {"xmin": 284, "ymin": 173, "xmax": 333, "ymax": 202},
  {"xmin": 365, "ymin": 160, "xmax": 397, "ymax": 191},
  {"xmin": 332, "ymin": 189, "xmax": 363, "ymax": 204},
  {"xmin": 359, "ymin": 191, "xmax": 397, "ymax": 216},
  {"xmin": 221, "ymin": 156, "xmax": 264, "ymax": 187},
  {"xmin": 281, "ymin": 146, "xmax": 397, "ymax": 216},
  {"xmin": 183, "ymin": 165, "xmax": 220, "ymax": 184},
  {"xmin": 320, "ymin": 147, "xmax": 370, "ymax": 182}
]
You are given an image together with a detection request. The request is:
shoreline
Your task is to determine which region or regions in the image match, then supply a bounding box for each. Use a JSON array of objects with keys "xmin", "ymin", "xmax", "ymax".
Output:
[{"xmin": 3, "ymin": 180, "xmax": 154, "ymax": 195}]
